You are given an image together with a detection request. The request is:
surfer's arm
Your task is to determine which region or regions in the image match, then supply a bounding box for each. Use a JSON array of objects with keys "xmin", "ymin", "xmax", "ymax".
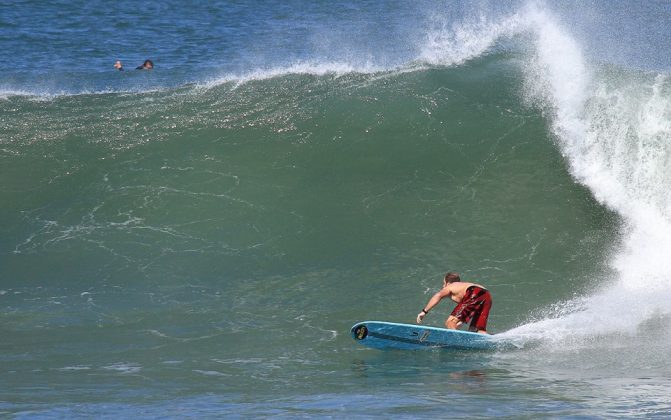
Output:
[{"xmin": 416, "ymin": 288, "xmax": 451, "ymax": 324}]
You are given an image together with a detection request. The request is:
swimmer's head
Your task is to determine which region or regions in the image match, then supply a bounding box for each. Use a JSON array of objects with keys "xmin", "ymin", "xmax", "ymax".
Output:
[{"xmin": 114, "ymin": 60, "xmax": 123, "ymax": 70}]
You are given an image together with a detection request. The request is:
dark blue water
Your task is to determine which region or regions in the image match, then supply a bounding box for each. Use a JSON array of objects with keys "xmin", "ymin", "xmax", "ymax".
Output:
[{"xmin": 2, "ymin": 0, "xmax": 668, "ymax": 96}]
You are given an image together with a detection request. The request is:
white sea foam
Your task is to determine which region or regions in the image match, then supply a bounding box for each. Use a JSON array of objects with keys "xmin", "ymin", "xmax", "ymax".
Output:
[
  {"xmin": 198, "ymin": 60, "xmax": 391, "ymax": 90},
  {"xmin": 419, "ymin": 11, "xmax": 522, "ymax": 66},
  {"xmin": 400, "ymin": 2, "xmax": 671, "ymax": 343},
  {"xmin": 101, "ymin": 362, "xmax": 142, "ymax": 374},
  {"xmin": 0, "ymin": 88, "xmax": 34, "ymax": 100},
  {"xmin": 57, "ymin": 365, "xmax": 92, "ymax": 371},
  {"xmin": 499, "ymin": 5, "xmax": 671, "ymax": 343},
  {"xmin": 202, "ymin": 11, "xmax": 521, "ymax": 87}
]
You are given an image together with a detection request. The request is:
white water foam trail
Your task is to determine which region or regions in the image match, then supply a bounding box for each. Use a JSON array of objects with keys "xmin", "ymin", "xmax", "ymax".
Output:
[{"xmin": 499, "ymin": 6, "xmax": 671, "ymax": 344}]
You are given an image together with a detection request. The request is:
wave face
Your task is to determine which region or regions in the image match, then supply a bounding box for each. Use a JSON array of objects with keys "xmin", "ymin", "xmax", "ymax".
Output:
[{"xmin": 1, "ymin": 0, "xmax": 670, "ymax": 417}]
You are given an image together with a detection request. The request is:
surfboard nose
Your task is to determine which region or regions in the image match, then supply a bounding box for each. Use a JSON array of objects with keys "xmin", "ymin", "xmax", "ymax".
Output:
[{"xmin": 351, "ymin": 323, "xmax": 368, "ymax": 341}]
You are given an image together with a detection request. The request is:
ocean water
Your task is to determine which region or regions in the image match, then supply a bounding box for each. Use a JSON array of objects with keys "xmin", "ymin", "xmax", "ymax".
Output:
[{"xmin": 1, "ymin": 0, "xmax": 670, "ymax": 417}]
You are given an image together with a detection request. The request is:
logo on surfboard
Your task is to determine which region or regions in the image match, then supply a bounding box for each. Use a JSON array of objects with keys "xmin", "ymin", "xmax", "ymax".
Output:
[
  {"xmin": 353, "ymin": 325, "xmax": 368, "ymax": 340},
  {"xmin": 412, "ymin": 330, "xmax": 431, "ymax": 342}
]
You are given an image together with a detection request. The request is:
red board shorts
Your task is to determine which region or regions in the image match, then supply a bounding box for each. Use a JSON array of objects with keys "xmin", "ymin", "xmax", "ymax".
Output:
[{"xmin": 451, "ymin": 286, "xmax": 492, "ymax": 332}]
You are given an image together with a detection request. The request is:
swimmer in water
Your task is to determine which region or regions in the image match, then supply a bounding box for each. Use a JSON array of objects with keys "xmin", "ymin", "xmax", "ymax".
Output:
[
  {"xmin": 114, "ymin": 60, "xmax": 124, "ymax": 71},
  {"xmin": 136, "ymin": 59, "xmax": 154, "ymax": 70}
]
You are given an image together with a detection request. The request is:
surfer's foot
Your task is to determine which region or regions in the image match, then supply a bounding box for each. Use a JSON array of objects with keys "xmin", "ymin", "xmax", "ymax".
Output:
[{"xmin": 477, "ymin": 330, "xmax": 489, "ymax": 334}]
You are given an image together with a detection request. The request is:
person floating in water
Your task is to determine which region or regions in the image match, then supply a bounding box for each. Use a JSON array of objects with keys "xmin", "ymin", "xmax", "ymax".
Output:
[
  {"xmin": 416, "ymin": 272, "xmax": 492, "ymax": 334},
  {"xmin": 114, "ymin": 60, "xmax": 124, "ymax": 71},
  {"xmin": 136, "ymin": 59, "xmax": 154, "ymax": 70}
]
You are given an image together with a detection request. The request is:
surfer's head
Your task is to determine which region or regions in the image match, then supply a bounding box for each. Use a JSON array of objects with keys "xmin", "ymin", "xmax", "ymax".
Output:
[
  {"xmin": 444, "ymin": 272, "xmax": 461, "ymax": 284},
  {"xmin": 136, "ymin": 59, "xmax": 154, "ymax": 70}
]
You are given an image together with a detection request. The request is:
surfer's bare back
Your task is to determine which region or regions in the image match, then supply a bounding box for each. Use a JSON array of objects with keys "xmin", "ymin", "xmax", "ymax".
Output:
[{"xmin": 416, "ymin": 272, "xmax": 492, "ymax": 334}]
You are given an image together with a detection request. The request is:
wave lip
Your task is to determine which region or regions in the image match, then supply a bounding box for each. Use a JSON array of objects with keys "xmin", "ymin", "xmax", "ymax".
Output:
[
  {"xmin": 419, "ymin": 11, "xmax": 523, "ymax": 66},
  {"xmin": 505, "ymin": 5, "xmax": 671, "ymax": 344}
]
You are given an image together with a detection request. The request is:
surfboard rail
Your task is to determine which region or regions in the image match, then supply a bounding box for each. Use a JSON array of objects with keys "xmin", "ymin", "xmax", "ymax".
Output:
[{"xmin": 351, "ymin": 321, "xmax": 497, "ymax": 351}]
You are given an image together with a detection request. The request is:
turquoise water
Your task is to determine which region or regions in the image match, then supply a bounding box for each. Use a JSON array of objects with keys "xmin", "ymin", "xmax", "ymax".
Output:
[{"xmin": 2, "ymin": 1, "xmax": 670, "ymax": 417}]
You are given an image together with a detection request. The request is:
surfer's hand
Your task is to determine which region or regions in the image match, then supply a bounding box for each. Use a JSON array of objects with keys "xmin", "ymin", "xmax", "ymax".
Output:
[{"xmin": 416, "ymin": 312, "xmax": 426, "ymax": 324}]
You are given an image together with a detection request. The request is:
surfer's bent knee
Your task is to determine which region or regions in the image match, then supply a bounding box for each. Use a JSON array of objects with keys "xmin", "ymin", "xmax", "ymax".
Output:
[{"xmin": 445, "ymin": 316, "xmax": 462, "ymax": 329}]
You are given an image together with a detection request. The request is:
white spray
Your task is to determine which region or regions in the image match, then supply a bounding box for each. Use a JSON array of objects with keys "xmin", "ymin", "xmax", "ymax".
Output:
[
  {"xmin": 419, "ymin": 1, "xmax": 671, "ymax": 341},
  {"xmin": 500, "ymin": 6, "xmax": 671, "ymax": 342}
]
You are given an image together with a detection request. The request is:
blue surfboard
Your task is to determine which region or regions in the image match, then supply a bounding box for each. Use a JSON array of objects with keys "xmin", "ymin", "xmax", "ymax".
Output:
[{"xmin": 351, "ymin": 321, "xmax": 497, "ymax": 350}]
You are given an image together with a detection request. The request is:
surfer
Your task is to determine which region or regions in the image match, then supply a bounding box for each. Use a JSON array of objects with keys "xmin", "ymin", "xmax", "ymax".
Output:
[
  {"xmin": 136, "ymin": 59, "xmax": 154, "ymax": 70},
  {"xmin": 114, "ymin": 60, "xmax": 124, "ymax": 71},
  {"xmin": 416, "ymin": 272, "xmax": 492, "ymax": 334}
]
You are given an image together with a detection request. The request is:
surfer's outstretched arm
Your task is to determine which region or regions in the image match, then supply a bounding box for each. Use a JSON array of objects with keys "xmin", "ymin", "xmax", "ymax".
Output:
[{"xmin": 416, "ymin": 288, "xmax": 451, "ymax": 324}]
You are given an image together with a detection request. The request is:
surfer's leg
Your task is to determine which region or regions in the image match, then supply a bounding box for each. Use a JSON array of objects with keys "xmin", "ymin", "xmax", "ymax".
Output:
[
  {"xmin": 448, "ymin": 301, "xmax": 469, "ymax": 330},
  {"xmin": 445, "ymin": 315, "xmax": 462, "ymax": 329},
  {"xmin": 472, "ymin": 292, "xmax": 492, "ymax": 334}
]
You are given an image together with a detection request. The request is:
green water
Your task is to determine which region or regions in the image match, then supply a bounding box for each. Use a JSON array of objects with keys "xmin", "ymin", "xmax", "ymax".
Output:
[
  {"xmin": 7, "ymin": 47, "xmax": 671, "ymax": 417},
  {"xmin": 4, "ymin": 0, "xmax": 671, "ymax": 416}
]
